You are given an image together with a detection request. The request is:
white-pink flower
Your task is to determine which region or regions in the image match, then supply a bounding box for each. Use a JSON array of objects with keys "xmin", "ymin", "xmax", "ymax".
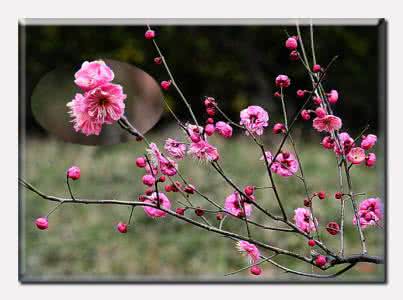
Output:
[
  {"xmin": 188, "ymin": 140, "xmax": 219, "ymax": 161},
  {"xmin": 74, "ymin": 60, "xmax": 114, "ymax": 91},
  {"xmin": 143, "ymin": 192, "xmax": 171, "ymax": 218},
  {"xmin": 347, "ymin": 147, "xmax": 366, "ymax": 165},
  {"xmin": 164, "ymin": 138, "xmax": 187, "ymax": 160},
  {"xmin": 215, "ymin": 121, "xmax": 233, "ymax": 138},
  {"xmin": 240, "ymin": 105, "xmax": 269, "ymax": 136},
  {"xmin": 353, "ymin": 198, "xmax": 383, "ymax": 229},
  {"xmin": 312, "ymin": 115, "xmax": 342, "ymax": 133},
  {"xmin": 294, "ymin": 208, "xmax": 317, "ymax": 233},
  {"xmin": 224, "ymin": 192, "xmax": 253, "ymax": 217},
  {"xmin": 236, "ymin": 240, "xmax": 260, "ymax": 263}
]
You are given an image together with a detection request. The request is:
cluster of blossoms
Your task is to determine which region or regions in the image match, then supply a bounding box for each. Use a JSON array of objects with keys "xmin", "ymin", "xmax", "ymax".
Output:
[
  {"xmin": 353, "ymin": 198, "xmax": 383, "ymax": 229},
  {"xmin": 67, "ymin": 60, "xmax": 127, "ymax": 136},
  {"xmin": 237, "ymin": 240, "xmax": 262, "ymax": 275},
  {"xmin": 31, "ymin": 27, "xmax": 385, "ymax": 278}
]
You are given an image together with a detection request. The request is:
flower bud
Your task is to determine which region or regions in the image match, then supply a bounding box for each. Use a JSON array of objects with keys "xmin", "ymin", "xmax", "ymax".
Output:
[
  {"xmin": 160, "ymin": 80, "xmax": 172, "ymax": 91},
  {"xmin": 204, "ymin": 124, "xmax": 215, "ymax": 136},
  {"xmin": 296, "ymin": 89, "xmax": 305, "ymax": 98},
  {"xmin": 145, "ymin": 29, "xmax": 155, "ymax": 40},
  {"xmin": 315, "ymin": 107, "xmax": 326, "ymax": 118},
  {"xmin": 67, "ymin": 166, "xmax": 81, "ymax": 180},
  {"xmin": 250, "ymin": 266, "xmax": 262, "ymax": 276},
  {"xmin": 308, "ymin": 239, "xmax": 316, "ymax": 247},
  {"xmin": 154, "ymin": 56, "xmax": 162, "ymax": 64},
  {"xmin": 195, "ymin": 207, "xmax": 204, "ymax": 216},
  {"xmin": 289, "ymin": 50, "xmax": 299, "ymax": 61},
  {"xmin": 176, "ymin": 207, "xmax": 186, "ymax": 215},
  {"xmin": 365, "ymin": 153, "xmax": 376, "ymax": 167},
  {"xmin": 301, "ymin": 109, "xmax": 311, "ymax": 121},
  {"xmin": 273, "ymin": 123, "xmax": 286, "ymax": 134},
  {"xmin": 315, "ymin": 255, "xmax": 327, "ymax": 267},
  {"xmin": 312, "ymin": 64, "xmax": 321, "ymax": 73},
  {"xmin": 35, "ymin": 217, "xmax": 49, "ymax": 230},
  {"xmin": 142, "ymin": 174, "xmax": 156, "ymax": 187},
  {"xmin": 285, "ymin": 37, "xmax": 298, "ymax": 50},
  {"xmin": 326, "ymin": 222, "xmax": 340, "ymax": 235},
  {"xmin": 135, "ymin": 157, "xmax": 147, "ymax": 168},
  {"xmin": 117, "ymin": 222, "xmax": 128, "ymax": 233},
  {"xmin": 317, "ymin": 191, "xmax": 326, "ymax": 200},
  {"xmin": 244, "ymin": 185, "xmax": 255, "ymax": 196}
]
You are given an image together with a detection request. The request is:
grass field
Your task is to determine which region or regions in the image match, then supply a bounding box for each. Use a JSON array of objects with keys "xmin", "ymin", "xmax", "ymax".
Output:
[{"xmin": 20, "ymin": 127, "xmax": 385, "ymax": 282}]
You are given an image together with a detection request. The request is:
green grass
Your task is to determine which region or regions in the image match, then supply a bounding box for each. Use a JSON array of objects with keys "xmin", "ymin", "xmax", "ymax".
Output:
[{"xmin": 20, "ymin": 130, "xmax": 385, "ymax": 281}]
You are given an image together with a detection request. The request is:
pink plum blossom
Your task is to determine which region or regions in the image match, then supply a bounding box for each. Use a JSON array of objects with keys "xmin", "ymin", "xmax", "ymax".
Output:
[
  {"xmin": 188, "ymin": 140, "xmax": 219, "ymax": 161},
  {"xmin": 321, "ymin": 136, "xmax": 335, "ymax": 150},
  {"xmin": 225, "ymin": 192, "xmax": 253, "ymax": 217},
  {"xmin": 74, "ymin": 60, "xmax": 114, "ymax": 91},
  {"xmin": 294, "ymin": 208, "xmax": 317, "ymax": 234},
  {"xmin": 334, "ymin": 132, "xmax": 355, "ymax": 156},
  {"xmin": 240, "ymin": 105, "xmax": 269, "ymax": 136},
  {"xmin": 84, "ymin": 83, "xmax": 126, "ymax": 124},
  {"xmin": 260, "ymin": 151, "xmax": 299, "ymax": 177},
  {"xmin": 164, "ymin": 138, "xmax": 187, "ymax": 160},
  {"xmin": 215, "ymin": 121, "xmax": 233, "ymax": 138},
  {"xmin": 148, "ymin": 143, "xmax": 178, "ymax": 176},
  {"xmin": 236, "ymin": 240, "xmax": 260, "ymax": 263},
  {"xmin": 347, "ymin": 147, "xmax": 366, "ymax": 164},
  {"xmin": 67, "ymin": 93, "xmax": 103, "ymax": 136},
  {"xmin": 143, "ymin": 192, "xmax": 171, "ymax": 218},
  {"xmin": 312, "ymin": 115, "xmax": 342, "ymax": 132},
  {"xmin": 361, "ymin": 134, "xmax": 377, "ymax": 150},
  {"xmin": 353, "ymin": 198, "xmax": 383, "ymax": 229},
  {"xmin": 187, "ymin": 124, "xmax": 204, "ymax": 143}
]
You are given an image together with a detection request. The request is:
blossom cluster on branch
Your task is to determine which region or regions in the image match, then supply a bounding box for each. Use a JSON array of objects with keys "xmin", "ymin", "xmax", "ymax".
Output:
[{"xmin": 23, "ymin": 23, "xmax": 384, "ymax": 279}]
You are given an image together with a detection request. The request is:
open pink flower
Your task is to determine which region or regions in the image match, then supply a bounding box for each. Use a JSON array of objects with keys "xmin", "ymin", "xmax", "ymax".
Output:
[
  {"xmin": 353, "ymin": 198, "xmax": 383, "ymax": 229},
  {"xmin": 67, "ymin": 93, "xmax": 103, "ymax": 136},
  {"xmin": 84, "ymin": 83, "xmax": 126, "ymax": 124},
  {"xmin": 260, "ymin": 151, "xmax": 299, "ymax": 177},
  {"xmin": 271, "ymin": 152, "xmax": 299, "ymax": 177},
  {"xmin": 361, "ymin": 134, "xmax": 377, "ymax": 150},
  {"xmin": 188, "ymin": 140, "xmax": 219, "ymax": 161},
  {"xmin": 164, "ymin": 138, "xmax": 187, "ymax": 160},
  {"xmin": 334, "ymin": 132, "xmax": 354, "ymax": 155},
  {"xmin": 240, "ymin": 105, "xmax": 269, "ymax": 136},
  {"xmin": 224, "ymin": 192, "xmax": 253, "ymax": 217},
  {"xmin": 237, "ymin": 240, "xmax": 260, "ymax": 263},
  {"xmin": 148, "ymin": 143, "xmax": 178, "ymax": 176},
  {"xmin": 294, "ymin": 208, "xmax": 317, "ymax": 233},
  {"xmin": 312, "ymin": 115, "xmax": 342, "ymax": 132},
  {"xmin": 143, "ymin": 192, "xmax": 171, "ymax": 218},
  {"xmin": 74, "ymin": 60, "xmax": 114, "ymax": 91},
  {"xmin": 215, "ymin": 121, "xmax": 233, "ymax": 138},
  {"xmin": 347, "ymin": 147, "xmax": 366, "ymax": 164}
]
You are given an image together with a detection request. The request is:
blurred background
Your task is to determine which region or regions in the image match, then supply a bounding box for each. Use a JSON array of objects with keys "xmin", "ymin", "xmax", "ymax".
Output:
[{"xmin": 20, "ymin": 22, "xmax": 385, "ymax": 281}]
